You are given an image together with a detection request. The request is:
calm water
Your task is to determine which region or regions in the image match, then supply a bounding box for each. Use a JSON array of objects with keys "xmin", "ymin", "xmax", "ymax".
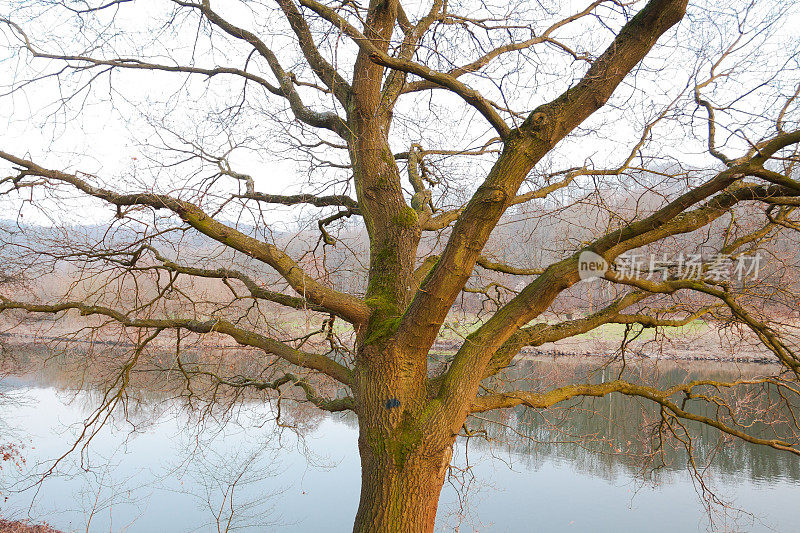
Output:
[{"xmin": 1, "ymin": 360, "xmax": 800, "ymax": 532}]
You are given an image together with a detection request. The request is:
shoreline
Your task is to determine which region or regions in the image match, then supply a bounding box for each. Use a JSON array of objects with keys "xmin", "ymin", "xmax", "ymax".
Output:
[
  {"xmin": 0, "ymin": 520, "xmax": 63, "ymax": 533},
  {"xmin": 0, "ymin": 330, "xmax": 784, "ymax": 365}
]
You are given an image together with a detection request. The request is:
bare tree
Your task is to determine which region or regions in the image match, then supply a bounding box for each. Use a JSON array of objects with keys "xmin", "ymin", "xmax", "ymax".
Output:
[{"xmin": 1, "ymin": 0, "xmax": 800, "ymax": 531}]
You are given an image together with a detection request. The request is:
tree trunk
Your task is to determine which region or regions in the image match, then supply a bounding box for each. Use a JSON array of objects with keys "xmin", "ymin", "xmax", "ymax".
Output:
[{"xmin": 352, "ymin": 427, "xmax": 453, "ymax": 533}]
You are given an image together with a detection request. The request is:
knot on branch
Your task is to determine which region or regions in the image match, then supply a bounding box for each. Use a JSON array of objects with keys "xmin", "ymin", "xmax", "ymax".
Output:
[
  {"xmin": 476, "ymin": 185, "xmax": 508, "ymax": 205},
  {"xmin": 521, "ymin": 111, "xmax": 551, "ymax": 140}
]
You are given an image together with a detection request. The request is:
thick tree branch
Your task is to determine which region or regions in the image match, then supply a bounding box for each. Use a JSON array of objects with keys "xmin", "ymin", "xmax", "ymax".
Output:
[
  {"xmin": 475, "ymin": 257, "xmax": 544, "ymax": 276},
  {"xmin": 380, "ymin": 0, "xmax": 445, "ymax": 108},
  {"xmin": 418, "ymin": 208, "xmax": 462, "ymax": 231},
  {"xmin": 398, "ymin": 0, "xmax": 690, "ymax": 391},
  {"xmin": 470, "ymin": 379, "xmax": 800, "ymax": 455},
  {"xmin": 0, "ymin": 298, "xmax": 352, "ymax": 385},
  {"xmin": 1, "ymin": 14, "xmax": 348, "ymax": 136},
  {"xmin": 296, "ymin": 0, "xmax": 511, "ymax": 137},
  {"xmin": 273, "ymin": 0, "xmax": 353, "ymax": 106},
  {"xmin": 142, "ymin": 246, "xmax": 339, "ymax": 316},
  {"xmin": 178, "ymin": 369, "xmax": 354, "ymax": 412},
  {"xmin": 172, "ymin": 0, "xmax": 350, "ymax": 137},
  {"xmin": 0, "ymin": 151, "xmax": 371, "ymax": 324},
  {"xmin": 237, "ymin": 190, "xmax": 360, "ymax": 210},
  {"xmin": 603, "ymin": 272, "xmax": 800, "ymax": 373},
  {"xmin": 400, "ymin": 0, "xmax": 603, "ymax": 94},
  {"xmin": 435, "ymin": 170, "xmax": 799, "ymax": 426}
]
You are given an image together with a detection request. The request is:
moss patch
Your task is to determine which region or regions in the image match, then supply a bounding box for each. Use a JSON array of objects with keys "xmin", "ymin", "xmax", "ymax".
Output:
[
  {"xmin": 364, "ymin": 315, "xmax": 402, "ymax": 345},
  {"xmin": 392, "ymin": 206, "xmax": 418, "ymax": 228},
  {"xmin": 387, "ymin": 412, "xmax": 423, "ymax": 470},
  {"xmin": 364, "ymin": 244, "xmax": 404, "ymax": 344}
]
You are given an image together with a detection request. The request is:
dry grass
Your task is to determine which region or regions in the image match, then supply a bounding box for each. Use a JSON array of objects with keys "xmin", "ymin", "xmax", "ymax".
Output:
[{"xmin": 0, "ymin": 520, "xmax": 63, "ymax": 533}]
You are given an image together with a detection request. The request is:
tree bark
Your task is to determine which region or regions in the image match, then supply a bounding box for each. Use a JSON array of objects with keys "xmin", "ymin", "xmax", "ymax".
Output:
[
  {"xmin": 352, "ymin": 425, "xmax": 453, "ymax": 533},
  {"xmin": 351, "ymin": 339, "xmax": 456, "ymax": 533}
]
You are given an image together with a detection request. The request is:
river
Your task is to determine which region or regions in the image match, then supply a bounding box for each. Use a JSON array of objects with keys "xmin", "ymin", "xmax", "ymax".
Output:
[{"xmin": 1, "ymin": 357, "xmax": 799, "ymax": 532}]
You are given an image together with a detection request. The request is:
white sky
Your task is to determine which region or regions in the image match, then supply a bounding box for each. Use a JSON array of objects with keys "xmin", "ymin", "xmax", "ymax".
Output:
[{"xmin": 0, "ymin": 0, "xmax": 797, "ymax": 227}]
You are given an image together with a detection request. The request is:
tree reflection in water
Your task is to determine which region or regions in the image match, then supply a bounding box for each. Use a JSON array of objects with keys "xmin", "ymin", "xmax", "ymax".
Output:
[{"xmin": 2, "ymin": 344, "xmax": 800, "ymax": 530}]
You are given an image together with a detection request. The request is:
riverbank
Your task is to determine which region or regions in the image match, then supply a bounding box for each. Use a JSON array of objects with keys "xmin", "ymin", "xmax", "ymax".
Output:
[
  {"xmin": 2, "ymin": 312, "xmax": 796, "ymax": 365},
  {"xmin": 430, "ymin": 319, "xmax": 793, "ymax": 364},
  {"xmin": 0, "ymin": 520, "xmax": 63, "ymax": 533}
]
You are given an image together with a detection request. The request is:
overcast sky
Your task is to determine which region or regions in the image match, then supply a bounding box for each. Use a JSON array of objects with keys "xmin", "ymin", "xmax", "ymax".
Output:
[{"xmin": 1, "ymin": 0, "xmax": 797, "ymax": 228}]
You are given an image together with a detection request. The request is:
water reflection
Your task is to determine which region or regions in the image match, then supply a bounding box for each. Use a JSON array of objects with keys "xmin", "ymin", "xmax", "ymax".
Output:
[
  {"xmin": 1, "ymin": 347, "xmax": 800, "ymax": 532},
  {"xmin": 472, "ymin": 359, "xmax": 800, "ymax": 484}
]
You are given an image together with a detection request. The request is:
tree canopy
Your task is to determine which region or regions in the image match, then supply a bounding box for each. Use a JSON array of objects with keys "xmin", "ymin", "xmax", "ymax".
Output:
[{"xmin": 1, "ymin": 0, "xmax": 800, "ymax": 530}]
